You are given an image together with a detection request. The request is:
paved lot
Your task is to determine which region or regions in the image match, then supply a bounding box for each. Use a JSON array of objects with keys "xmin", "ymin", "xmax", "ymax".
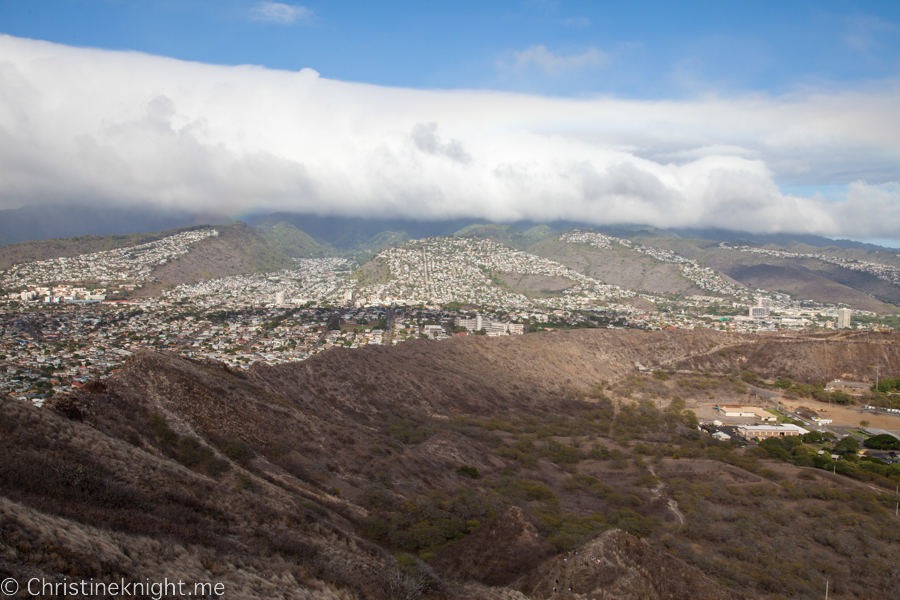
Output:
[{"xmin": 828, "ymin": 425, "xmax": 861, "ymax": 439}]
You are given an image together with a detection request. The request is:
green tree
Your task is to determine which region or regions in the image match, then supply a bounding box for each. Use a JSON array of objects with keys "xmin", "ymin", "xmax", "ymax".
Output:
[
  {"xmin": 863, "ymin": 434, "xmax": 900, "ymax": 451},
  {"xmin": 834, "ymin": 436, "xmax": 861, "ymax": 453}
]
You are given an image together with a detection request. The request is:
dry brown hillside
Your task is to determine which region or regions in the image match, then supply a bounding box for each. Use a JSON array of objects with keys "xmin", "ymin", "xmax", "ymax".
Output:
[
  {"xmin": 527, "ymin": 236, "xmax": 705, "ymax": 296},
  {"xmin": 0, "ymin": 226, "xmax": 209, "ymax": 270},
  {"xmin": 3, "ymin": 329, "xmax": 900, "ymax": 599},
  {"xmin": 148, "ymin": 221, "xmax": 295, "ymax": 286}
]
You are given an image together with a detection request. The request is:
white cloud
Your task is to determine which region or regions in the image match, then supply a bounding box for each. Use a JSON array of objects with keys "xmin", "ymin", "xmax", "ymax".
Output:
[
  {"xmin": 250, "ymin": 1, "xmax": 312, "ymax": 24},
  {"xmin": 0, "ymin": 34, "xmax": 899, "ymax": 239},
  {"xmin": 505, "ymin": 45, "xmax": 609, "ymax": 74}
]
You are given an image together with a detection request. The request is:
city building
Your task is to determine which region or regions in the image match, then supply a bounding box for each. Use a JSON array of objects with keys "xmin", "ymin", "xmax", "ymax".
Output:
[
  {"xmin": 749, "ymin": 298, "xmax": 770, "ymax": 318},
  {"xmin": 737, "ymin": 424, "xmax": 809, "ymax": 439},
  {"xmin": 716, "ymin": 405, "xmax": 777, "ymax": 421},
  {"xmin": 837, "ymin": 307, "xmax": 852, "ymax": 329}
]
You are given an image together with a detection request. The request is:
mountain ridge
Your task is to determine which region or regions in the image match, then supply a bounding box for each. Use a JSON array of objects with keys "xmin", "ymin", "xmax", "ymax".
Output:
[{"xmin": 3, "ymin": 212, "xmax": 900, "ymax": 311}]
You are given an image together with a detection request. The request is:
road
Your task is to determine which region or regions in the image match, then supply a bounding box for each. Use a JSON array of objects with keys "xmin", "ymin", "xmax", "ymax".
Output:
[
  {"xmin": 308, "ymin": 328, "xmax": 329, "ymax": 354},
  {"xmin": 15, "ymin": 318, "xmax": 44, "ymax": 343},
  {"xmin": 829, "ymin": 425, "xmax": 865, "ymax": 440},
  {"xmin": 308, "ymin": 309, "xmax": 339, "ymax": 354},
  {"xmin": 383, "ymin": 303, "xmax": 395, "ymax": 346}
]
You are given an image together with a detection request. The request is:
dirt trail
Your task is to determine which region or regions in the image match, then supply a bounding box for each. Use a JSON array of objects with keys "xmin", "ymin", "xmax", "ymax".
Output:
[
  {"xmin": 648, "ymin": 466, "xmax": 685, "ymax": 528},
  {"xmin": 651, "ymin": 339, "xmax": 766, "ymax": 369},
  {"xmin": 550, "ymin": 552, "xmax": 576, "ymax": 594}
]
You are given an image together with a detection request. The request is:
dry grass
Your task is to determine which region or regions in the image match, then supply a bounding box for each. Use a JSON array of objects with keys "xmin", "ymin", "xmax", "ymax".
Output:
[{"xmin": 1, "ymin": 329, "xmax": 899, "ymax": 598}]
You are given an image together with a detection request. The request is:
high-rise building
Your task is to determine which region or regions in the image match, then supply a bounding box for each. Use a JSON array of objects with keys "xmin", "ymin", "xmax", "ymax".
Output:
[
  {"xmin": 837, "ymin": 308, "xmax": 852, "ymax": 329},
  {"xmin": 454, "ymin": 316, "xmax": 478, "ymax": 331},
  {"xmin": 275, "ymin": 291, "xmax": 285, "ymax": 306},
  {"xmin": 749, "ymin": 297, "xmax": 771, "ymax": 318},
  {"xmin": 749, "ymin": 306, "xmax": 769, "ymax": 318}
]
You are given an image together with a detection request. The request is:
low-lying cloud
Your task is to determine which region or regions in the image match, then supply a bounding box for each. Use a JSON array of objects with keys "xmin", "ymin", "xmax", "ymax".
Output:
[{"xmin": 0, "ymin": 34, "xmax": 899, "ymax": 239}]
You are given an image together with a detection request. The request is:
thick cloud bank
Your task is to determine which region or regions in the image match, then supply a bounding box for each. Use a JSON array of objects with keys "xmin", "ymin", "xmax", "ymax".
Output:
[{"xmin": 1, "ymin": 35, "xmax": 899, "ymax": 237}]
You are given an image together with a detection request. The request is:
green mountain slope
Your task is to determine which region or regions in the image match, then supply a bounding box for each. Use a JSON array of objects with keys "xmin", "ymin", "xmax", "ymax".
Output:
[
  {"xmin": 454, "ymin": 223, "xmax": 533, "ymax": 250},
  {"xmin": 254, "ymin": 216, "xmax": 410, "ymax": 261},
  {"xmin": 522, "ymin": 225, "xmax": 557, "ymax": 242},
  {"xmin": 255, "ymin": 219, "xmax": 338, "ymax": 258},
  {"xmin": 357, "ymin": 230, "xmax": 409, "ymax": 255}
]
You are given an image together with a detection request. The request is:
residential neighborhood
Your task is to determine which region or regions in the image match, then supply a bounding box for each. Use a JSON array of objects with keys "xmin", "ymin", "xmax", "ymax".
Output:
[{"xmin": 0, "ymin": 228, "xmax": 891, "ymax": 408}]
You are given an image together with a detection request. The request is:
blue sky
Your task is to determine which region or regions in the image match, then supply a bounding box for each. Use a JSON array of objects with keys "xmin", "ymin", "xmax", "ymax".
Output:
[
  {"xmin": 0, "ymin": 1, "xmax": 898, "ymax": 242},
  {"xmin": 2, "ymin": 0, "xmax": 898, "ymax": 97}
]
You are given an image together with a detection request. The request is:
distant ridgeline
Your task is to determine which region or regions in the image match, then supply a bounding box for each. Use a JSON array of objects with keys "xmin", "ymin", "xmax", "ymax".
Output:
[{"xmin": 1, "ymin": 208, "xmax": 900, "ymax": 313}]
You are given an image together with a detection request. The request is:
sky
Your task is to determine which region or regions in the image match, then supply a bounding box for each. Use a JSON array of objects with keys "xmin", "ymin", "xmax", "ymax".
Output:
[{"xmin": 0, "ymin": 0, "xmax": 899, "ymax": 242}]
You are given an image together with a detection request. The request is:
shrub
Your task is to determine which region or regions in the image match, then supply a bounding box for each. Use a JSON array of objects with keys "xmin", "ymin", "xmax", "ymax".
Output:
[
  {"xmin": 830, "ymin": 391, "xmax": 854, "ymax": 405},
  {"xmin": 633, "ymin": 473, "xmax": 660, "ymax": 488},
  {"xmin": 741, "ymin": 371, "xmax": 760, "ymax": 383},
  {"xmin": 235, "ymin": 472, "xmax": 255, "ymax": 491},
  {"xmin": 149, "ymin": 412, "xmax": 177, "ymax": 445},
  {"xmin": 222, "ymin": 438, "xmax": 254, "ymax": 461},
  {"xmin": 793, "ymin": 454, "xmax": 815, "ymax": 468},
  {"xmin": 606, "ymin": 508, "xmax": 658, "ymax": 537},
  {"xmin": 388, "ymin": 416, "xmax": 434, "ymax": 444},
  {"xmin": 759, "ymin": 437, "xmax": 800, "ymax": 460},
  {"xmin": 875, "ymin": 378, "xmax": 900, "ymax": 393},
  {"xmin": 457, "ymin": 465, "xmax": 480, "ymax": 479},
  {"xmin": 589, "ymin": 443, "xmax": 610, "ymax": 459},
  {"xmin": 544, "ymin": 441, "xmax": 584, "ymax": 464}
]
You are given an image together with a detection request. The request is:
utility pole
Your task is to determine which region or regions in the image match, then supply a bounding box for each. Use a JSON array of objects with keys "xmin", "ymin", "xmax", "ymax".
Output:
[{"xmin": 874, "ymin": 365, "xmax": 881, "ymax": 394}]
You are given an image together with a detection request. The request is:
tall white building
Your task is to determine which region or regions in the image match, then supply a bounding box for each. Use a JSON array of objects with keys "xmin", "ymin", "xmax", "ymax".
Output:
[
  {"xmin": 455, "ymin": 317, "xmax": 478, "ymax": 331},
  {"xmin": 275, "ymin": 291, "xmax": 285, "ymax": 306},
  {"xmin": 749, "ymin": 306, "xmax": 769, "ymax": 318},
  {"xmin": 455, "ymin": 314, "xmax": 521, "ymax": 335},
  {"xmin": 837, "ymin": 307, "xmax": 852, "ymax": 329},
  {"xmin": 749, "ymin": 298, "xmax": 770, "ymax": 318}
]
